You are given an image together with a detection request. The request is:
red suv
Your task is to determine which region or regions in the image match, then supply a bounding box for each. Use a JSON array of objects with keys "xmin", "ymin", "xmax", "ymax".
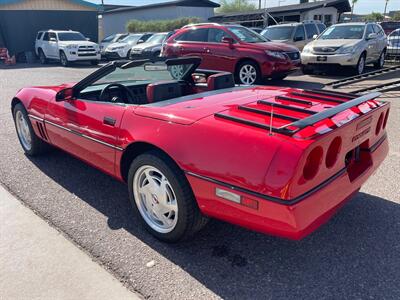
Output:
[{"xmin": 163, "ymin": 23, "xmax": 300, "ymax": 85}]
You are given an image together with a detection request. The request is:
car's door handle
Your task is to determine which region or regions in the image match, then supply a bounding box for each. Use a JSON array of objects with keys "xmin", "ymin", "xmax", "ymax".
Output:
[{"xmin": 103, "ymin": 116, "xmax": 116, "ymax": 126}]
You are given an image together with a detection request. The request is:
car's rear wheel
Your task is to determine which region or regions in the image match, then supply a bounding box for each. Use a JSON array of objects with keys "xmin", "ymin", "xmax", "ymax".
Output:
[
  {"xmin": 126, "ymin": 50, "xmax": 131, "ymax": 59},
  {"xmin": 236, "ymin": 61, "xmax": 261, "ymax": 85},
  {"xmin": 354, "ymin": 53, "xmax": 366, "ymax": 75},
  {"xmin": 39, "ymin": 49, "xmax": 47, "ymax": 64},
  {"xmin": 373, "ymin": 50, "xmax": 385, "ymax": 69},
  {"xmin": 128, "ymin": 151, "xmax": 208, "ymax": 242},
  {"xmin": 13, "ymin": 103, "xmax": 50, "ymax": 156},
  {"xmin": 60, "ymin": 51, "xmax": 69, "ymax": 67}
]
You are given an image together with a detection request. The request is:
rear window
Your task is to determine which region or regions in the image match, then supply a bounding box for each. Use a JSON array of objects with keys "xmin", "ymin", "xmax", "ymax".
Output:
[
  {"xmin": 261, "ymin": 26, "xmax": 294, "ymax": 40},
  {"xmin": 36, "ymin": 32, "xmax": 44, "ymax": 40}
]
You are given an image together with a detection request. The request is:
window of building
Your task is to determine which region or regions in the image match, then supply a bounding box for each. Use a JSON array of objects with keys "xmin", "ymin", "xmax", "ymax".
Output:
[
  {"xmin": 324, "ymin": 15, "xmax": 333, "ymax": 26},
  {"xmin": 314, "ymin": 15, "xmax": 323, "ymax": 21}
]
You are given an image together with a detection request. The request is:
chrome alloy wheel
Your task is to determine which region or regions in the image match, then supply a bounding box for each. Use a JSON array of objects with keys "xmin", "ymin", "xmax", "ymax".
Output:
[
  {"xmin": 133, "ymin": 166, "xmax": 178, "ymax": 233},
  {"xmin": 169, "ymin": 65, "xmax": 184, "ymax": 79},
  {"xmin": 239, "ymin": 64, "xmax": 257, "ymax": 85},
  {"xmin": 15, "ymin": 110, "xmax": 32, "ymax": 151}
]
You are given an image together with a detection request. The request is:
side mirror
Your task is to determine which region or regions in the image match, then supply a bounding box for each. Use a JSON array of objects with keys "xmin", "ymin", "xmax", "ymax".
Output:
[
  {"xmin": 222, "ymin": 36, "xmax": 234, "ymax": 45},
  {"xmin": 367, "ymin": 33, "xmax": 377, "ymax": 40},
  {"xmin": 86, "ymin": 37, "xmax": 91, "ymax": 41},
  {"xmin": 56, "ymin": 88, "xmax": 75, "ymax": 102},
  {"xmin": 137, "ymin": 39, "xmax": 144, "ymax": 44},
  {"xmin": 312, "ymin": 34, "xmax": 318, "ymax": 39},
  {"xmin": 50, "ymin": 37, "xmax": 57, "ymax": 42}
]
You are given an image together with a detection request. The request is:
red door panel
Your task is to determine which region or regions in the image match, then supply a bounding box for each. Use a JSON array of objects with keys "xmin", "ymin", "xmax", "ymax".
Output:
[{"xmin": 45, "ymin": 99, "xmax": 126, "ymax": 177}]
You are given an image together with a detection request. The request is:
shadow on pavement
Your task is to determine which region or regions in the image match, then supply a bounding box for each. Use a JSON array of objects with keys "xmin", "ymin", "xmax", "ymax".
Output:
[
  {"xmin": 0, "ymin": 62, "xmax": 102, "ymax": 70},
  {"xmin": 28, "ymin": 150, "xmax": 400, "ymax": 299}
]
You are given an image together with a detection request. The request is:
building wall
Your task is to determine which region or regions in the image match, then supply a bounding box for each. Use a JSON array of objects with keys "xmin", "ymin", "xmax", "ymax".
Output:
[
  {"xmin": 0, "ymin": 10, "xmax": 98, "ymax": 55},
  {"xmin": 103, "ymin": 6, "xmax": 215, "ymax": 36},
  {"xmin": 301, "ymin": 7, "xmax": 339, "ymax": 25},
  {"xmin": 0, "ymin": 0, "xmax": 96, "ymax": 11}
]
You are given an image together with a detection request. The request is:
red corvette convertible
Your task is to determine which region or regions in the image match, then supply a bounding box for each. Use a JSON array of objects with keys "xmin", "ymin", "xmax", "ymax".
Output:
[{"xmin": 12, "ymin": 57, "xmax": 389, "ymax": 242}]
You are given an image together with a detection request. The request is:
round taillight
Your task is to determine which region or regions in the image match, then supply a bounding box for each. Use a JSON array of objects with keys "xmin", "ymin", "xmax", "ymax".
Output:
[
  {"xmin": 326, "ymin": 137, "xmax": 342, "ymax": 169},
  {"xmin": 303, "ymin": 146, "xmax": 323, "ymax": 180},
  {"xmin": 383, "ymin": 109, "xmax": 390, "ymax": 130},
  {"xmin": 375, "ymin": 112, "xmax": 384, "ymax": 135}
]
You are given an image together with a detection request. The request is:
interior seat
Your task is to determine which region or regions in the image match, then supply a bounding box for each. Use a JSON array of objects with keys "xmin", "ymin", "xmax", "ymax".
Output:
[
  {"xmin": 207, "ymin": 72, "xmax": 235, "ymax": 91},
  {"xmin": 146, "ymin": 81, "xmax": 183, "ymax": 103}
]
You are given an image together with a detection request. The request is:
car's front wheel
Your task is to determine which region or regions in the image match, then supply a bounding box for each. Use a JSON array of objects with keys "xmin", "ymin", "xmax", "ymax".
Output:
[
  {"xmin": 301, "ymin": 65, "xmax": 314, "ymax": 75},
  {"xmin": 236, "ymin": 60, "xmax": 261, "ymax": 85},
  {"xmin": 354, "ymin": 53, "xmax": 366, "ymax": 75},
  {"xmin": 39, "ymin": 49, "xmax": 47, "ymax": 64},
  {"xmin": 13, "ymin": 103, "xmax": 50, "ymax": 156},
  {"xmin": 373, "ymin": 50, "xmax": 385, "ymax": 69},
  {"xmin": 60, "ymin": 51, "xmax": 70, "ymax": 67},
  {"xmin": 128, "ymin": 151, "xmax": 208, "ymax": 242}
]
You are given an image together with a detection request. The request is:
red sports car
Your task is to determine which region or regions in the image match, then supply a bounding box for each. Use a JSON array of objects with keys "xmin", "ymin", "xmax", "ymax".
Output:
[{"xmin": 11, "ymin": 57, "xmax": 389, "ymax": 242}]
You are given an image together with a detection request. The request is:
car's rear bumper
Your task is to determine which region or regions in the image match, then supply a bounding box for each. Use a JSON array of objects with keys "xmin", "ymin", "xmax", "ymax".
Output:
[{"xmin": 186, "ymin": 135, "xmax": 388, "ymax": 240}]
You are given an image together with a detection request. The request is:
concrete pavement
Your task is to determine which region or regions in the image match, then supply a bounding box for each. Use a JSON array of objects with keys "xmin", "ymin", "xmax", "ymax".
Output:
[{"xmin": 0, "ymin": 185, "xmax": 140, "ymax": 300}]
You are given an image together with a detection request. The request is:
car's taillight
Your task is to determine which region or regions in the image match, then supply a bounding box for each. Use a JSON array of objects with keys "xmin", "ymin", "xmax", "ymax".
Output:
[
  {"xmin": 326, "ymin": 137, "xmax": 342, "ymax": 169},
  {"xmin": 303, "ymin": 146, "xmax": 323, "ymax": 180},
  {"xmin": 376, "ymin": 112, "xmax": 384, "ymax": 135}
]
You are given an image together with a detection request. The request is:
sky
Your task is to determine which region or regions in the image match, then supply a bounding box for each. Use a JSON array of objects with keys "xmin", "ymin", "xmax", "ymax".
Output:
[{"xmin": 88, "ymin": 0, "xmax": 400, "ymax": 15}]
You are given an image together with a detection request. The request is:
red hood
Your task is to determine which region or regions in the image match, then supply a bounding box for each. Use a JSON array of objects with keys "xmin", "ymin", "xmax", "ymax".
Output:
[{"xmin": 242, "ymin": 41, "xmax": 299, "ymax": 52}]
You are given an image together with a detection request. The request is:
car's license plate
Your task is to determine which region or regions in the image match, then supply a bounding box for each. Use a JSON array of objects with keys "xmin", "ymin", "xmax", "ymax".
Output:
[{"xmin": 317, "ymin": 56, "xmax": 328, "ymax": 62}]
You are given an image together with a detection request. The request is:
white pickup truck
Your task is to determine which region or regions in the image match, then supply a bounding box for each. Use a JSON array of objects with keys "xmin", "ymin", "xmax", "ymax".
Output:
[{"xmin": 35, "ymin": 30, "xmax": 101, "ymax": 67}]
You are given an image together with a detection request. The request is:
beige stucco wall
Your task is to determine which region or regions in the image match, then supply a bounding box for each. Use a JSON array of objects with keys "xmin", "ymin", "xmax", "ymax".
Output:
[{"xmin": 0, "ymin": 0, "xmax": 96, "ymax": 11}]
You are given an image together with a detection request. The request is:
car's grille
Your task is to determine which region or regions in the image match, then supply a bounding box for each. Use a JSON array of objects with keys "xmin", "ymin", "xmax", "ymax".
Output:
[
  {"xmin": 285, "ymin": 51, "xmax": 301, "ymax": 61},
  {"xmin": 313, "ymin": 46, "xmax": 340, "ymax": 53},
  {"xmin": 77, "ymin": 45, "xmax": 97, "ymax": 57}
]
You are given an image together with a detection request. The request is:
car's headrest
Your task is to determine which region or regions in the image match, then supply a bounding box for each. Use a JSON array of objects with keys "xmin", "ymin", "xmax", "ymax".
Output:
[
  {"xmin": 146, "ymin": 81, "xmax": 183, "ymax": 103},
  {"xmin": 207, "ymin": 72, "xmax": 235, "ymax": 91}
]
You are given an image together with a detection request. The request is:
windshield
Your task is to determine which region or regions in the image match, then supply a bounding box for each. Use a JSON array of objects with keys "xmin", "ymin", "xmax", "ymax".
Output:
[
  {"xmin": 227, "ymin": 26, "xmax": 268, "ymax": 43},
  {"xmin": 121, "ymin": 34, "xmax": 141, "ymax": 44},
  {"xmin": 145, "ymin": 33, "xmax": 167, "ymax": 44},
  {"xmin": 85, "ymin": 61, "xmax": 196, "ymax": 89},
  {"xmin": 58, "ymin": 32, "xmax": 86, "ymax": 41},
  {"xmin": 319, "ymin": 25, "xmax": 365, "ymax": 40},
  {"xmin": 261, "ymin": 26, "xmax": 294, "ymax": 40}
]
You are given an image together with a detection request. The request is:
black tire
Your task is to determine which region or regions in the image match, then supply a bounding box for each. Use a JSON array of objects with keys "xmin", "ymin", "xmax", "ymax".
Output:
[
  {"xmin": 60, "ymin": 51, "xmax": 69, "ymax": 67},
  {"xmin": 90, "ymin": 60, "xmax": 99, "ymax": 66},
  {"xmin": 153, "ymin": 51, "xmax": 161, "ymax": 58},
  {"xmin": 235, "ymin": 60, "xmax": 261, "ymax": 85},
  {"xmin": 38, "ymin": 49, "xmax": 47, "ymax": 64},
  {"xmin": 13, "ymin": 103, "xmax": 51, "ymax": 156},
  {"xmin": 373, "ymin": 50, "xmax": 385, "ymax": 69},
  {"xmin": 128, "ymin": 150, "xmax": 208, "ymax": 242},
  {"xmin": 126, "ymin": 50, "xmax": 131, "ymax": 59},
  {"xmin": 354, "ymin": 53, "xmax": 366, "ymax": 75},
  {"xmin": 301, "ymin": 65, "xmax": 314, "ymax": 75}
]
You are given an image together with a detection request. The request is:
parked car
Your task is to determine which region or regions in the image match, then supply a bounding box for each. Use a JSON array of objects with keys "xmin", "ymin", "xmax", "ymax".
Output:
[
  {"xmin": 100, "ymin": 33, "xmax": 129, "ymax": 56},
  {"xmin": 163, "ymin": 23, "xmax": 300, "ymax": 85},
  {"xmin": 301, "ymin": 22, "xmax": 387, "ymax": 75},
  {"xmin": 379, "ymin": 21, "xmax": 400, "ymax": 35},
  {"xmin": 104, "ymin": 33, "xmax": 153, "ymax": 60},
  {"xmin": 35, "ymin": 30, "xmax": 101, "ymax": 67},
  {"xmin": 11, "ymin": 57, "xmax": 389, "ymax": 242},
  {"xmin": 261, "ymin": 21, "xmax": 326, "ymax": 51},
  {"xmin": 130, "ymin": 32, "xmax": 173, "ymax": 59},
  {"xmin": 387, "ymin": 28, "xmax": 400, "ymax": 60}
]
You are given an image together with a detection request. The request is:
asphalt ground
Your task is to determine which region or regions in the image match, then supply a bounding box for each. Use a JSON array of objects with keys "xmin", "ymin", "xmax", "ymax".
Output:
[{"xmin": 1, "ymin": 63, "xmax": 399, "ymax": 299}]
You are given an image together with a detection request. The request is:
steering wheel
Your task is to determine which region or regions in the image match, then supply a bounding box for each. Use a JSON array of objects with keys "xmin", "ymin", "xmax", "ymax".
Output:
[{"xmin": 99, "ymin": 83, "xmax": 136, "ymax": 104}]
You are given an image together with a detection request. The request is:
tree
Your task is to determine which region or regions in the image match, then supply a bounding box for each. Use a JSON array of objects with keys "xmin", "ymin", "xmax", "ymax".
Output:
[
  {"xmin": 217, "ymin": 0, "xmax": 257, "ymax": 13},
  {"xmin": 350, "ymin": 0, "xmax": 358, "ymax": 21},
  {"xmin": 365, "ymin": 12, "xmax": 385, "ymax": 22}
]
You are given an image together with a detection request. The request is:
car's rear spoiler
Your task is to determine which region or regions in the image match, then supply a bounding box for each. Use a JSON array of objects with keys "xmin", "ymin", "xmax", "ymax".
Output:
[{"xmin": 215, "ymin": 90, "xmax": 382, "ymax": 136}]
